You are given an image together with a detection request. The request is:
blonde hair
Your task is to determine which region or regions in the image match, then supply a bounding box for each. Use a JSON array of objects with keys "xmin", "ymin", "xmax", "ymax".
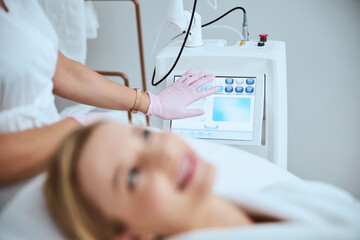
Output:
[{"xmin": 43, "ymin": 123, "xmax": 126, "ymax": 240}]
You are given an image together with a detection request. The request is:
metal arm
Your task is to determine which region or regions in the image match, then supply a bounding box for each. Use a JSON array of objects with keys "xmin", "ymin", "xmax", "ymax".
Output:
[{"xmin": 167, "ymin": 0, "xmax": 204, "ymax": 47}]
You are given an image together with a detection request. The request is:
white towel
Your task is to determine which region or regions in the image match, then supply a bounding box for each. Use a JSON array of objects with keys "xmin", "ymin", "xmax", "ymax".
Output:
[{"xmin": 38, "ymin": 0, "xmax": 99, "ymax": 64}]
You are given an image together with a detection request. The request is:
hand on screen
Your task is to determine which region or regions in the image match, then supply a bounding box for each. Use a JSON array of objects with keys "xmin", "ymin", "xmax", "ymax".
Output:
[{"xmin": 146, "ymin": 69, "xmax": 217, "ymax": 120}]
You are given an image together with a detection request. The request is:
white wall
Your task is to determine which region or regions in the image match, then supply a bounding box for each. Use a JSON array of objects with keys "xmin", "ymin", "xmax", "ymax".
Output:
[{"xmin": 85, "ymin": 0, "xmax": 360, "ymax": 198}]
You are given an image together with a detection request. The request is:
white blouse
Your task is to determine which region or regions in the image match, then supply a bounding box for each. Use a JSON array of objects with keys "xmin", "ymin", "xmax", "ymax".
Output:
[{"xmin": 0, "ymin": 0, "xmax": 60, "ymax": 134}]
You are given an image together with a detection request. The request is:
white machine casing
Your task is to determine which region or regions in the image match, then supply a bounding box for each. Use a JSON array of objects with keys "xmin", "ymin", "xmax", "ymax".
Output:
[{"xmin": 155, "ymin": 39, "xmax": 287, "ymax": 169}]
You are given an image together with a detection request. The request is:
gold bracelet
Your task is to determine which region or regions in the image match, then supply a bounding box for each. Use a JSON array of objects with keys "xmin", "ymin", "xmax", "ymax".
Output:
[{"xmin": 131, "ymin": 88, "xmax": 142, "ymax": 113}]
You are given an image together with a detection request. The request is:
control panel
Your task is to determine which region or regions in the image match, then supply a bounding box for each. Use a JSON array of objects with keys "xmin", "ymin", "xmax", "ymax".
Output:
[
  {"xmin": 170, "ymin": 74, "xmax": 265, "ymax": 145},
  {"xmin": 156, "ymin": 38, "xmax": 287, "ymax": 167}
]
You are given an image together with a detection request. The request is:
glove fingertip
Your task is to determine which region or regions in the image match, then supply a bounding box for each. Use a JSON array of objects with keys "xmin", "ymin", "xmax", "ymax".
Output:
[
  {"xmin": 198, "ymin": 109, "xmax": 205, "ymax": 115},
  {"xmin": 185, "ymin": 109, "xmax": 205, "ymax": 118},
  {"xmin": 179, "ymin": 68, "xmax": 194, "ymax": 83},
  {"xmin": 211, "ymin": 86, "xmax": 219, "ymax": 92}
]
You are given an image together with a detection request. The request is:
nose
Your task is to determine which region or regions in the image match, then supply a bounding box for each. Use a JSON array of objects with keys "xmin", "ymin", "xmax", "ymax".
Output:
[
  {"xmin": 146, "ymin": 151, "xmax": 174, "ymax": 174},
  {"xmin": 143, "ymin": 134, "xmax": 178, "ymax": 177}
]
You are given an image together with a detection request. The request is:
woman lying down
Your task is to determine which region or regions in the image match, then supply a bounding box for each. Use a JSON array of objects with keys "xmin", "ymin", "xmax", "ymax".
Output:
[{"xmin": 44, "ymin": 122, "xmax": 360, "ymax": 240}]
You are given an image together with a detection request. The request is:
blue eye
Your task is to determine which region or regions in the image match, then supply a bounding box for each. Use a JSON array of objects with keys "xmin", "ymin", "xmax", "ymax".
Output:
[{"xmin": 128, "ymin": 168, "xmax": 138, "ymax": 191}]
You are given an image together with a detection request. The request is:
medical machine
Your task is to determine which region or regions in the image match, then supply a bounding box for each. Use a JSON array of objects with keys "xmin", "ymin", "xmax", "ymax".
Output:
[{"xmin": 153, "ymin": 0, "xmax": 287, "ymax": 169}]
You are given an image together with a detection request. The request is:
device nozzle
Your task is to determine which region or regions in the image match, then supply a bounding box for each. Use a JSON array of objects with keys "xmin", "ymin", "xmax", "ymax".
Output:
[{"xmin": 242, "ymin": 12, "xmax": 249, "ymax": 41}]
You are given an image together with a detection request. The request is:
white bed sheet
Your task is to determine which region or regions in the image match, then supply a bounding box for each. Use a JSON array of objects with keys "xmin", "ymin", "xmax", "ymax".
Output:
[{"xmin": 0, "ymin": 134, "xmax": 299, "ymax": 240}]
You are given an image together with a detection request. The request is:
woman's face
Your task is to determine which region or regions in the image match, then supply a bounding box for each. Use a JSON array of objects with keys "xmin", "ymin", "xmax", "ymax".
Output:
[{"xmin": 78, "ymin": 123, "xmax": 216, "ymax": 236}]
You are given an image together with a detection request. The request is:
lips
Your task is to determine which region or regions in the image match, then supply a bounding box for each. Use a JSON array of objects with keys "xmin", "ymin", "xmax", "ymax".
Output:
[{"xmin": 177, "ymin": 154, "xmax": 197, "ymax": 191}]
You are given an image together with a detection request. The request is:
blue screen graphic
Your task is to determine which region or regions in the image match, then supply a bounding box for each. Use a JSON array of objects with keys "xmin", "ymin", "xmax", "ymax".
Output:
[{"xmin": 213, "ymin": 97, "xmax": 251, "ymax": 122}]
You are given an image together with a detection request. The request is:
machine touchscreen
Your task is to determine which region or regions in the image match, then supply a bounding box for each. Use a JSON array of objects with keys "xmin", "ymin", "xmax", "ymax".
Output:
[{"xmin": 171, "ymin": 75, "xmax": 264, "ymax": 145}]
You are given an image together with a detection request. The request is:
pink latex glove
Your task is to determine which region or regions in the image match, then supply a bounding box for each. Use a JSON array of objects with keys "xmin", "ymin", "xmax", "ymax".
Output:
[
  {"xmin": 68, "ymin": 113, "xmax": 117, "ymax": 126},
  {"xmin": 146, "ymin": 69, "xmax": 217, "ymax": 120}
]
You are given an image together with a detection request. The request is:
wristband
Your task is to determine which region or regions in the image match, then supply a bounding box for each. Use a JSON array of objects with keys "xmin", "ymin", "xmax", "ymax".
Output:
[{"xmin": 131, "ymin": 88, "xmax": 142, "ymax": 113}]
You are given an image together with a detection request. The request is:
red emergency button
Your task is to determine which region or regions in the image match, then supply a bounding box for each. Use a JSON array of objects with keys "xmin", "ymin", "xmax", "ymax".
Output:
[{"xmin": 259, "ymin": 34, "xmax": 268, "ymax": 42}]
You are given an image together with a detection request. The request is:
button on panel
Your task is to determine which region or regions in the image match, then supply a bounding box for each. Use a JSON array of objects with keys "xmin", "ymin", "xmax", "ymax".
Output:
[
  {"xmin": 246, "ymin": 78, "xmax": 255, "ymax": 85},
  {"xmin": 225, "ymin": 78, "xmax": 234, "ymax": 84},
  {"xmin": 236, "ymin": 79, "xmax": 244, "ymax": 84},
  {"xmin": 204, "ymin": 123, "xmax": 219, "ymax": 129},
  {"xmin": 225, "ymin": 86, "xmax": 233, "ymax": 92},
  {"xmin": 246, "ymin": 87, "xmax": 254, "ymax": 93},
  {"xmin": 201, "ymin": 77, "xmax": 256, "ymax": 95},
  {"xmin": 235, "ymin": 86, "xmax": 244, "ymax": 93}
]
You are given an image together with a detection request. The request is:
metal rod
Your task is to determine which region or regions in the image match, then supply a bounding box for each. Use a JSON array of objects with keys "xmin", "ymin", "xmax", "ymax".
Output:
[
  {"xmin": 90, "ymin": 0, "xmax": 149, "ymax": 126},
  {"xmin": 131, "ymin": 0, "xmax": 150, "ymax": 126},
  {"xmin": 96, "ymin": 71, "xmax": 132, "ymax": 124}
]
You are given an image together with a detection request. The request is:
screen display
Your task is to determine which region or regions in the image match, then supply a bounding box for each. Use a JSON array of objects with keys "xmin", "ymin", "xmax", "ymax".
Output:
[
  {"xmin": 213, "ymin": 97, "xmax": 251, "ymax": 122},
  {"xmin": 171, "ymin": 76, "xmax": 258, "ymax": 141}
]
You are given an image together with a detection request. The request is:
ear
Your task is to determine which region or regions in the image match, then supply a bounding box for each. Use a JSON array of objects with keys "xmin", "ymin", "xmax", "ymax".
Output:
[{"xmin": 114, "ymin": 232, "xmax": 155, "ymax": 240}]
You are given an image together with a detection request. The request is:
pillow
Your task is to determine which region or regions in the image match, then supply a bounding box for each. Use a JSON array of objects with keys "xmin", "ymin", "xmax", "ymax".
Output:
[
  {"xmin": 185, "ymin": 138, "xmax": 301, "ymax": 197},
  {"xmin": 0, "ymin": 175, "xmax": 64, "ymax": 240}
]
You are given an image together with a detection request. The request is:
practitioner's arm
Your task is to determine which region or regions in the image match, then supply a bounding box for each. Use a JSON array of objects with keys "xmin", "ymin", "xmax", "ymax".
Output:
[
  {"xmin": 52, "ymin": 51, "xmax": 150, "ymax": 114},
  {"xmin": 52, "ymin": 51, "xmax": 218, "ymax": 119}
]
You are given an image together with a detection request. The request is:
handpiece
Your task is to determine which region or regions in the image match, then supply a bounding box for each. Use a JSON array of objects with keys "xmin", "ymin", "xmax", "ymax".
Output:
[{"xmin": 242, "ymin": 12, "xmax": 249, "ymax": 41}]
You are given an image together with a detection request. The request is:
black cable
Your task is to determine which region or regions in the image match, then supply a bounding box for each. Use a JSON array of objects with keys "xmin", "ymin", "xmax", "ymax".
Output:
[
  {"xmin": 169, "ymin": 7, "xmax": 247, "ymax": 42},
  {"xmin": 202, "ymin": 6, "xmax": 246, "ymax": 28},
  {"xmin": 170, "ymin": 7, "xmax": 247, "ymax": 40},
  {"xmin": 151, "ymin": 5, "xmax": 246, "ymax": 86},
  {"xmin": 151, "ymin": 0, "xmax": 198, "ymax": 86}
]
